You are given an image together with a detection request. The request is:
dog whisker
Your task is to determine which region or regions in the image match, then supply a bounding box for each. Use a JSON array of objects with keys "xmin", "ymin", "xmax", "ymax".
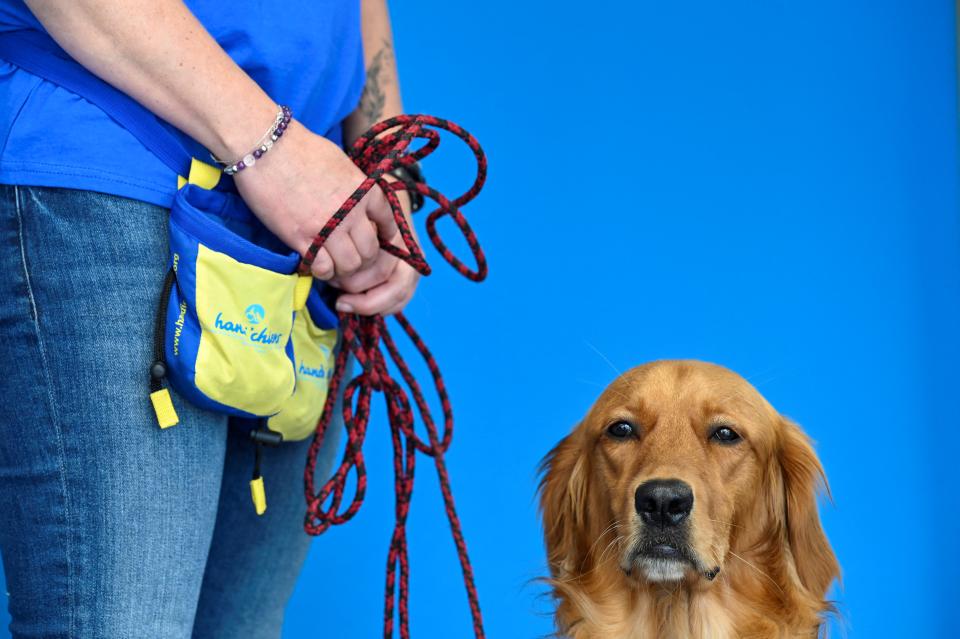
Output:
[
  {"xmin": 728, "ymin": 551, "xmax": 784, "ymax": 594},
  {"xmin": 582, "ymin": 340, "xmax": 623, "ymax": 377},
  {"xmin": 596, "ymin": 535, "xmax": 623, "ymax": 567},
  {"xmin": 556, "ymin": 520, "xmax": 625, "ymax": 585},
  {"xmin": 740, "ymin": 365, "xmax": 785, "ymax": 387},
  {"xmin": 704, "ymin": 517, "xmax": 742, "ymax": 530},
  {"xmin": 580, "ymin": 520, "xmax": 621, "ymax": 570},
  {"xmin": 554, "ymin": 531, "xmax": 627, "ymax": 586}
]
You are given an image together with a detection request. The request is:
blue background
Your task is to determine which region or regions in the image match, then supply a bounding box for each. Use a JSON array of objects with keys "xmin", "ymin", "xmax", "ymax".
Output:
[{"xmin": 3, "ymin": 1, "xmax": 958, "ymax": 637}]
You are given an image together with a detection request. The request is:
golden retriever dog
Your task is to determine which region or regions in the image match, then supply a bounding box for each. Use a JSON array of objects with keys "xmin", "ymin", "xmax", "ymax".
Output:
[{"xmin": 539, "ymin": 360, "xmax": 839, "ymax": 639}]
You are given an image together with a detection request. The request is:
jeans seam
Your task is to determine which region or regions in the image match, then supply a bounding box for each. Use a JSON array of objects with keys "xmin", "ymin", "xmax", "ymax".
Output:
[{"xmin": 13, "ymin": 185, "xmax": 76, "ymax": 636}]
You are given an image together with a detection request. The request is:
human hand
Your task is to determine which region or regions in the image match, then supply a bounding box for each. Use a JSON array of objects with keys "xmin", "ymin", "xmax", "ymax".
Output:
[
  {"xmin": 233, "ymin": 120, "xmax": 398, "ymax": 281},
  {"xmin": 331, "ymin": 191, "xmax": 422, "ymax": 316}
]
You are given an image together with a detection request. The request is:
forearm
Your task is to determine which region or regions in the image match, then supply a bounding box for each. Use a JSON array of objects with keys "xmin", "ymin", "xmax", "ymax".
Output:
[
  {"xmin": 344, "ymin": 0, "xmax": 403, "ymax": 144},
  {"xmin": 24, "ymin": 0, "xmax": 277, "ymax": 163}
]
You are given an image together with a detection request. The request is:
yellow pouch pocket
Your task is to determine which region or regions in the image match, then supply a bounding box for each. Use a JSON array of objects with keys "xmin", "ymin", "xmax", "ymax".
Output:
[
  {"xmin": 193, "ymin": 244, "xmax": 299, "ymax": 415},
  {"xmin": 267, "ymin": 291, "xmax": 339, "ymax": 441}
]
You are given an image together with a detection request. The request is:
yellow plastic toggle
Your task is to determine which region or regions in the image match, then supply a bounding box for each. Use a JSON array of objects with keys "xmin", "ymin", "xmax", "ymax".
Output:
[
  {"xmin": 293, "ymin": 274, "xmax": 312, "ymax": 311},
  {"xmin": 150, "ymin": 388, "xmax": 179, "ymax": 429},
  {"xmin": 177, "ymin": 157, "xmax": 222, "ymax": 191},
  {"xmin": 250, "ymin": 476, "xmax": 267, "ymax": 515}
]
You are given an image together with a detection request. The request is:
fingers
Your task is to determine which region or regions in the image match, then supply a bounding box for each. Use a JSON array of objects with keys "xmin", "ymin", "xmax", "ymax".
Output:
[
  {"xmin": 335, "ymin": 261, "xmax": 419, "ymax": 316},
  {"xmin": 325, "ymin": 217, "xmax": 382, "ymax": 279},
  {"xmin": 324, "ymin": 229, "xmax": 363, "ymax": 278},
  {"xmin": 306, "ymin": 215, "xmax": 382, "ymax": 280},
  {"xmin": 349, "ymin": 218, "xmax": 381, "ymax": 270},
  {"xmin": 307, "ymin": 187, "xmax": 400, "ymax": 282},
  {"xmin": 363, "ymin": 187, "xmax": 399, "ymax": 242},
  {"xmin": 310, "ymin": 247, "xmax": 335, "ymax": 280},
  {"xmin": 379, "ymin": 264, "xmax": 420, "ymax": 315},
  {"xmin": 330, "ymin": 250, "xmax": 398, "ymax": 294}
]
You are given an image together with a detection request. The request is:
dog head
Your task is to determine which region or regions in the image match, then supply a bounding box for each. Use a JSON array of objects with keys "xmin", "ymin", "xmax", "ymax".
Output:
[{"xmin": 540, "ymin": 360, "xmax": 838, "ymax": 601}]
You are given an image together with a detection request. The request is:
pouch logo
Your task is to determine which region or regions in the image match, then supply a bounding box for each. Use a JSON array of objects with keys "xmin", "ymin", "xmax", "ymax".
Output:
[
  {"xmin": 173, "ymin": 300, "xmax": 187, "ymax": 356},
  {"xmin": 298, "ymin": 345, "xmax": 332, "ymax": 385},
  {"xmin": 245, "ymin": 304, "xmax": 265, "ymax": 325},
  {"xmin": 299, "ymin": 362, "xmax": 327, "ymax": 379},
  {"xmin": 212, "ymin": 303, "xmax": 282, "ymax": 348}
]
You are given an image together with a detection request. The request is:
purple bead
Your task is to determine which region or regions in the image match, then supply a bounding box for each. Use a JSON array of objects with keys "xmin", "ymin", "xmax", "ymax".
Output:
[
  {"xmin": 253, "ymin": 149, "xmax": 263, "ymax": 159},
  {"xmin": 236, "ymin": 161, "xmax": 246, "ymax": 171},
  {"xmin": 275, "ymin": 129, "xmax": 284, "ymax": 137}
]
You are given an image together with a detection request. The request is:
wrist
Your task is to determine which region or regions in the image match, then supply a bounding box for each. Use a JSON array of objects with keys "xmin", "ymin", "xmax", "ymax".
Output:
[
  {"xmin": 218, "ymin": 105, "xmax": 291, "ymax": 175},
  {"xmin": 206, "ymin": 95, "xmax": 281, "ymax": 163},
  {"xmin": 231, "ymin": 120, "xmax": 343, "ymax": 189}
]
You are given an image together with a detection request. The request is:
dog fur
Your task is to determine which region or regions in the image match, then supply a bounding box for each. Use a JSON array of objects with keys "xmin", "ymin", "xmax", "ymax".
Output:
[{"xmin": 539, "ymin": 360, "xmax": 839, "ymax": 639}]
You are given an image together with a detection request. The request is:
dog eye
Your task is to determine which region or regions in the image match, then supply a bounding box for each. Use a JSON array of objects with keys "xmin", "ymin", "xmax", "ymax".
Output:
[
  {"xmin": 710, "ymin": 425, "xmax": 742, "ymax": 444},
  {"xmin": 606, "ymin": 421, "xmax": 636, "ymax": 439}
]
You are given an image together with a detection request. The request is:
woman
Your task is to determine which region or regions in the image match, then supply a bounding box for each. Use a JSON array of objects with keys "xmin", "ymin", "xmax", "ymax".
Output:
[{"xmin": 0, "ymin": 0, "xmax": 418, "ymax": 636}]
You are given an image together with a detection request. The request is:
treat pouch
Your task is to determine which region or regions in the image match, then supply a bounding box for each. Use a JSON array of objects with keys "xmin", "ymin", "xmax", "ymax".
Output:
[{"xmin": 163, "ymin": 184, "xmax": 305, "ymax": 418}]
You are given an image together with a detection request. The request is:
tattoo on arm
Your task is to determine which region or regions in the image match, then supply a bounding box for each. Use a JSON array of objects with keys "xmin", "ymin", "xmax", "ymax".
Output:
[{"xmin": 359, "ymin": 38, "xmax": 393, "ymax": 127}]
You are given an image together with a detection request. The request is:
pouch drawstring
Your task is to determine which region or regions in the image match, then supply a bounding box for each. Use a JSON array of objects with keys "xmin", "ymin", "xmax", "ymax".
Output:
[
  {"xmin": 249, "ymin": 424, "xmax": 283, "ymax": 515},
  {"xmin": 149, "ymin": 268, "xmax": 179, "ymax": 429}
]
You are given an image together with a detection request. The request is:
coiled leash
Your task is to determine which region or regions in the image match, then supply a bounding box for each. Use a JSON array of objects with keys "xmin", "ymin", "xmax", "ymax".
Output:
[{"xmin": 301, "ymin": 114, "xmax": 487, "ymax": 639}]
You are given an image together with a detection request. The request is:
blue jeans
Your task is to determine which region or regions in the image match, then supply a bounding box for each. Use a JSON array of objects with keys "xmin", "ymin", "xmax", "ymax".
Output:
[{"xmin": 0, "ymin": 185, "xmax": 342, "ymax": 638}]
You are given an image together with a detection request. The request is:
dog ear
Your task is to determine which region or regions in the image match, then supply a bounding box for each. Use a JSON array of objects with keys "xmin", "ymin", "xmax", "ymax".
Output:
[
  {"xmin": 778, "ymin": 418, "xmax": 840, "ymax": 598},
  {"xmin": 539, "ymin": 429, "xmax": 590, "ymax": 577}
]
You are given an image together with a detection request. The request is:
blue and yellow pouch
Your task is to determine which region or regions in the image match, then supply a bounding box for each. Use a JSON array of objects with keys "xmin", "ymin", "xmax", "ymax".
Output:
[
  {"xmin": 149, "ymin": 185, "xmax": 340, "ymax": 513},
  {"xmin": 154, "ymin": 184, "xmax": 305, "ymax": 422},
  {"xmin": 0, "ymin": 31, "xmax": 340, "ymax": 516}
]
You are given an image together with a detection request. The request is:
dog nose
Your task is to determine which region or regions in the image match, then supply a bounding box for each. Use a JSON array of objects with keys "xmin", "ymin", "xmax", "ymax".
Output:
[{"xmin": 635, "ymin": 479, "xmax": 694, "ymax": 527}]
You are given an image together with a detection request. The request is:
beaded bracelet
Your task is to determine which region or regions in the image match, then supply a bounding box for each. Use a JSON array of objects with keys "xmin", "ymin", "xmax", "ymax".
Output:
[{"xmin": 217, "ymin": 105, "xmax": 292, "ymax": 175}]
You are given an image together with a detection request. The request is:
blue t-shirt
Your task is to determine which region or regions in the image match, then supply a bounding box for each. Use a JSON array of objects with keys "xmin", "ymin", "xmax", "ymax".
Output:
[{"xmin": 0, "ymin": 1, "xmax": 365, "ymax": 207}]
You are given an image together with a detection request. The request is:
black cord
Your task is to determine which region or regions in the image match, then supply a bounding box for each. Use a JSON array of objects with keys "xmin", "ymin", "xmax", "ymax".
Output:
[{"xmin": 150, "ymin": 268, "xmax": 176, "ymax": 392}]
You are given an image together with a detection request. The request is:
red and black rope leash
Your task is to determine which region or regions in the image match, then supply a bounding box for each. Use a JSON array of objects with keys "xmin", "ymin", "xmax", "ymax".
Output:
[{"xmin": 299, "ymin": 114, "xmax": 487, "ymax": 639}]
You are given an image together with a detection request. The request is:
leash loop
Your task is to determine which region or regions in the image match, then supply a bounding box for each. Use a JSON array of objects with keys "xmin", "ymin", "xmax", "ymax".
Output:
[{"xmin": 301, "ymin": 115, "xmax": 487, "ymax": 639}]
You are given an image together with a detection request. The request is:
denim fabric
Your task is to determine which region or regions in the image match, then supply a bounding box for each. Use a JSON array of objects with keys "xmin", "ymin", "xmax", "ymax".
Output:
[{"xmin": 0, "ymin": 185, "xmax": 342, "ymax": 638}]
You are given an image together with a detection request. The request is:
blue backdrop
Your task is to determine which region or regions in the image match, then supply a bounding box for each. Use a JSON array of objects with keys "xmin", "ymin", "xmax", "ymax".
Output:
[{"xmin": 3, "ymin": 1, "xmax": 958, "ymax": 637}]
